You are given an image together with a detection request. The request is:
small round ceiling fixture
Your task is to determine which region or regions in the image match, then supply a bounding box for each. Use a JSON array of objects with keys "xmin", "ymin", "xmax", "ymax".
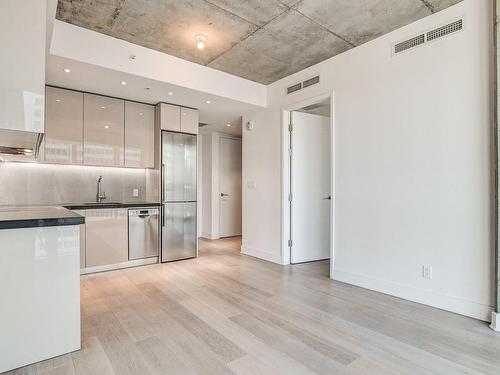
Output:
[
  {"xmin": 195, "ymin": 34, "xmax": 207, "ymax": 50},
  {"xmin": 121, "ymin": 81, "xmax": 127, "ymax": 85},
  {"xmin": 226, "ymin": 123, "xmax": 231, "ymax": 127},
  {"xmin": 205, "ymin": 100, "xmax": 211, "ymax": 104},
  {"xmin": 63, "ymin": 68, "xmax": 71, "ymax": 73},
  {"xmin": 104, "ymin": 125, "xmax": 109, "ymax": 129},
  {"xmin": 168, "ymin": 92, "xmax": 174, "ymax": 96}
]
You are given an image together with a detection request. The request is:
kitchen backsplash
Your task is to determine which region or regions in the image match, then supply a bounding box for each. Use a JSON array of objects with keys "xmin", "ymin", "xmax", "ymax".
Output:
[{"xmin": 0, "ymin": 162, "xmax": 150, "ymax": 206}]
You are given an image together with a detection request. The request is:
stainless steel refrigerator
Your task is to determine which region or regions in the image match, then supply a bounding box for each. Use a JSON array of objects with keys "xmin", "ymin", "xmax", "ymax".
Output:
[{"xmin": 161, "ymin": 131, "xmax": 197, "ymax": 262}]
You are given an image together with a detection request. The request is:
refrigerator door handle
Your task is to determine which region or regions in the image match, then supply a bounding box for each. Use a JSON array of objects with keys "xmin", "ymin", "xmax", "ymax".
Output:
[
  {"xmin": 161, "ymin": 205, "xmax": 165, "ymax": 227},
  {"xmin": 161, "ymin": 163, "xmax": 166, "ymax": 203}
]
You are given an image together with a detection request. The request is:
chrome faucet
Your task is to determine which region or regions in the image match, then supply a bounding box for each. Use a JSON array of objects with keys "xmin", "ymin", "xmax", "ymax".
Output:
[{"xmin": 96, "ymin": 175, "xmax": 106, "ymax": 203}]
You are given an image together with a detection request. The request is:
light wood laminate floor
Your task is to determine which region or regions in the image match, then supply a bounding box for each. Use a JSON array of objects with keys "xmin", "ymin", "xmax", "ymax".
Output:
[{"xmin": 6, "ymin": 237, "xmax": 500, "ymax": 375}]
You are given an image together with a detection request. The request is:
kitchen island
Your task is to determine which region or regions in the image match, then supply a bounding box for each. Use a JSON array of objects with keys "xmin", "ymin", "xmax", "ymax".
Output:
[{"xmin": 0, "ymin": 206, "xmax": 84, "ymax": 373}]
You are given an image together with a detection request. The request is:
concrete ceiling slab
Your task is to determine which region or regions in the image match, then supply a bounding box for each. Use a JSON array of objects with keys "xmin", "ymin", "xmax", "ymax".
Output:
[
  {"xmin": 209, "ymin": 10, "xmax": 352, "ymax": 84},
  {"xmin": 206, "ymin": 0, "xmax": 288, "ymax": 27},
  {"xmin": 56, "ymin": 0, "xmax": 464, "ymax": 84},
  {"xmin": 57, "ymin": 0, "xmax": 257, "ymax": 65},
  {"xmin": 294, "ymin": 0, "xmax": 431, "ymax": 46}
]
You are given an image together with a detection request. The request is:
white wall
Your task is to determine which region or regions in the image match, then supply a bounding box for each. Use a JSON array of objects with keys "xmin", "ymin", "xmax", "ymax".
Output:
[{"xmin": 242, "ymin": 0, "xmax": 494, "ymax": 321}]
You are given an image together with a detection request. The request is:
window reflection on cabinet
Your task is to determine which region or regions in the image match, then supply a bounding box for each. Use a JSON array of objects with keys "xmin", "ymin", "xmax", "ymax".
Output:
[
  {"xmin": 44, "ymin": 87, "xmax": 83, "ymax": 164},
  {"xmin": 83, "ymin": 93, "xmax": 124, "ymax": 167},
  {"xmin": 125, "ymin": 101, "xmax": 154, "ymax": 168}
]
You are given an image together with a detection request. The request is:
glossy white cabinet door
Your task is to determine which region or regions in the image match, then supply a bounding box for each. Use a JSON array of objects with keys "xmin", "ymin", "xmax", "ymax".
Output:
[
  {"xmin": 180, "ymin": 107, "xmax": 199, "ymax": 135},
  {"xmin": 84, "ymin": 94, "xmax": 125, "ymax": 167},
  {"xmin": 85, "ymin": 208, "xmax": 128, "ymax": 267},
  {"xmin": 44, "ymin": 87, "xmax": 84, "ymax": 164},
  {"xmin": 0, "ymin": 1, "xmax": 45, "ymax": 135},
  {"xmin": 0, "ymin": 225, "xmax": 80, "ymax": 373},
  {"xmin": 159, "ymin": 103, "xmax": 181, "ymax": 132},
  {"xmin": 125, "ymin": 101, "xmax": 154, "ymax": 168}
]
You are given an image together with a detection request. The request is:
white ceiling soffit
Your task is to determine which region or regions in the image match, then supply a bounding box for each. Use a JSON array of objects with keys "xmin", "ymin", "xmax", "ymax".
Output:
[{"xmin": 49, "ymin": 20, "xmax": 267, "ymax": 108}]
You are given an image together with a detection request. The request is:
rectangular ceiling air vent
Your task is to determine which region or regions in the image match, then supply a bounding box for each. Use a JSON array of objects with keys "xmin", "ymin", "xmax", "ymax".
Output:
[
  {"xmin": 394, "ymin": 34, "xmax": 425, "ymax": 54},
  {"xmin": 286, "ymin": 75, "xmax": 320, "ymax": 96},
  {"xmin": 286, "ymin": 82, "xmax": 302, "ymax": 95},
  {"xmin": 427, "ymin": 19, "xmax": 463, "ymax": 42},
  {"xmin": 393, "ymin": 18, "xmax": 464, "ymax": 55},
  {"xmin": 302, "ymin": 75, "xmax": 320, "ymax": 88}
]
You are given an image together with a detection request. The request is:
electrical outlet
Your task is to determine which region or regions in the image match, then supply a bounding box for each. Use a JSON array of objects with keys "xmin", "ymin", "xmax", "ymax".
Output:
[
  {"xmin": 132, "ymin": 188, "xmax": 139, "ymax": 197},
  {"xmin": 422, "ymin": 265, "xmax": 433, "ymax": 279}
]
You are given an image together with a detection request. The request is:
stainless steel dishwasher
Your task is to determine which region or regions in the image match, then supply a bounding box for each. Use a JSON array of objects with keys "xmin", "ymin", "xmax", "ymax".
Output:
[{"xmin": 128, "ymin": 208, "xmax": 159, "ymax": 260}]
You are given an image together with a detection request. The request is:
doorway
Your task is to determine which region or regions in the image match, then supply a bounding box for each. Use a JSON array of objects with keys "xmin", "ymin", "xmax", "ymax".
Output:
[
  {"xmin": 219, "ymin": 136, "xmax": 242, "ymax": 238},
  {"xmin": 282, "ymin": 94, "xmax": 334, "ymax": 271}
]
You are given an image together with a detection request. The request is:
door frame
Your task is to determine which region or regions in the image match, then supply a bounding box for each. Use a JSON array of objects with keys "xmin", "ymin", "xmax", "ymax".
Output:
[
  {"xmin": 280, "ymin": 92, "xmax": 336, "ymax": 278},
  {"xmin": 218, "ymin": 135, "xmax": 243, "ymax": 238}
]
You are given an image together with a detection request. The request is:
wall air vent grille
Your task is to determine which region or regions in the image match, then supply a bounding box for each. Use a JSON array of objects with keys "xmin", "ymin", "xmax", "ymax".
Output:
[
  {"xmin": 286, "ymin": 82, "xmax": 302, "ymax": 95},
  {"xmin": 302, "ymin": 75, "xmax": 320, "ymax": 88},
  {"xmin": 427, "ymin": 19, "xmax": 463, "ymax": 42},
  {"xmin": 394, "ymin": 34, "xmax": 425, "ymax": 54},
  {"xmin": 393, "ymin": 18, "xmax": 464, "ymax": 55}
]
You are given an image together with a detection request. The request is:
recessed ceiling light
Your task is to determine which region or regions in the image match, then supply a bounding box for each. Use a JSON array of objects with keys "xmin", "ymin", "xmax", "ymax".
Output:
[
  {"xmin": 100, "ymin": 106, "xmax": 106, "ymax": 109},
  {"xmin": 195, "ymin": 34, "xmax": 207, "ymax": 50},
  {"xmin": 226, "ymin": 123, "xmax": 231, "ymax": 127},
  {"xmin": 63, "ymin": 68, "xmax": 71, "ymax": 73},
  {"xmin": 104, "ymin": 125, "xmax": 109, "ymax": 129},
  {"xmin": 168, "ymin": 92, "xmax": 174, "ymax": 96},
  {"xmin": 55, "ymin": 99, "xmax": 61, "ymax": 102},
  {"xmin": 139, "ymin": 112, "xmax": 143, "ymax": 116},
  {"xmin": 121, "ymin": 81, "xmax": 127, "ymax": 85},
  {"xmin": 205, "ymin": 100, "xmax": 211, "ymax": 104}
]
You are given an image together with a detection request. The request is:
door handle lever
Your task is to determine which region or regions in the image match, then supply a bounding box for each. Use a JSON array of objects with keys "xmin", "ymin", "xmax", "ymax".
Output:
[
  {"xmin": 323, "ymin": 195, "xmax": 332, "ymax": 200},
  {"xmin": 221, "ymin": 193, "xmax": 229, "ymax": 197}
]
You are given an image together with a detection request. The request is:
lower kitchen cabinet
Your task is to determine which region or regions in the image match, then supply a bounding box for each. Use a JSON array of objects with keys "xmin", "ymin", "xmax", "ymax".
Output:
[
  {"xmin": 85, "ymin": 208, "xmax": 128, "ymax": 267},
  {"xmin": 72, "ymin": 210, "xmax": 86, "ymax": 268}
]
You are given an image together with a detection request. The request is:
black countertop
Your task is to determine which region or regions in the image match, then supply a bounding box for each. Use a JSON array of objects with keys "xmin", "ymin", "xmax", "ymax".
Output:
[
  {"xmin": 0, "ymin": 206, "xmax": 85, "ymax": 230},
  {"xmin": 63, "ymin": 202, "xmax": 161, "ymax": 210}
]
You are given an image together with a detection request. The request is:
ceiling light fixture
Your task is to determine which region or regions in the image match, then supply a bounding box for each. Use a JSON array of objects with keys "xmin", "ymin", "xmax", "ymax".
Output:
[
  {"xmin": 168, "ymin": 92, "xmax": 174, "ymax": 96},
  {"xmin": 226, "ymin": 123, "xmax": 231, "ymax": 127},
  {"xmin": 55, "ymin": 99, "xmax": 61, "ymax": 102},
  {"xmin": 205, "ymin": 100, "xmax": 211, "ymax": 104},
  {"xmin": 121, "ymin": 81, "xmax": 127, "ymax": 85},
  {"xmin": 195, "ymin": 34, "xmax": 207, "ymax": 50},
  {"xmin": 63, "ymin": 68, "xmax": 71, "ymax": 73},
  {"xmin": 100, "ymin": 106, "xmax": 106, "ymax": 109},
  {"xmin": 104, "ymin": 125, "xmax": 109, "ymax": 129}
]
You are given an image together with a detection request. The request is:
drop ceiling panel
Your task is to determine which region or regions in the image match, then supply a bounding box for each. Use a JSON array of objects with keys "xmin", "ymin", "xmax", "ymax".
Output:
[{"xmin": 56, "ymin": 0, "xmax": 463, "ymax": 84}]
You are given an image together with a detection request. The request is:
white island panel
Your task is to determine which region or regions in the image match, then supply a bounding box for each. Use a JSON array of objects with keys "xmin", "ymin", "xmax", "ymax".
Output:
[{"xmin": 0, "ymin": 225, "xmax": 81, "ymax": 373}]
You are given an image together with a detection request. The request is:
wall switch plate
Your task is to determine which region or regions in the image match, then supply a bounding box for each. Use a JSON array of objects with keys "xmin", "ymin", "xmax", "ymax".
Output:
[
  {"xmin": 422, "ymin": 265, "xmax": 432, "ymax": 279},
  {"xmin": 132, "ymin": 188, "xmax": 139, "ymax": 197},
  {"xmin": 247, "ymin": 181, "xmax": 256, "ymax": 189}
]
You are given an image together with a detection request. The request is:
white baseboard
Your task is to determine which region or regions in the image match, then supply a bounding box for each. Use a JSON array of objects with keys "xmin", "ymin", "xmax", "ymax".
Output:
[
  {"xmin": 200, "ymin": 232, "xmax": 219, "ymax": 240},
  {"xmin": 241, "ymin": 245, "xmax": 283, "ymax": 265},
  {"xmin": 332, "ymin": 269, "xmax": 494, "ymax": 322},
  {"xmin": 490, "ymin": 312, "xmax": 500, "ymax": 332}
]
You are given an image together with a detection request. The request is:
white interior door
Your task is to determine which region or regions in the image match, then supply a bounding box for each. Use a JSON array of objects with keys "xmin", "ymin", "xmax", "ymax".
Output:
[
  {"xmin": 219, "ymin": 137, "xmax": 242, "ymax": 237},
  {"xmin": 291, "ymin": 111, "xmax": 331, "ymax": 264}
]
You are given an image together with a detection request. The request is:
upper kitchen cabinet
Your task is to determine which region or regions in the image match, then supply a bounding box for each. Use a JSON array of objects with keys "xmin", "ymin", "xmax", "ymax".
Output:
[
  {"xmin": 158, "ymin": 103, "xmax": 181, "ymax": 132},
  {"xmin": 0, "ymin": 0, "xmax": 45, "ymax": 156},
  {"xmin": 125, "ymin": 101, "xmax": 154, "ymax": 168},
  {"xmin": 44, "ymin": 87, "xmax": 84, "ymax": 164},
  {"xmin": 84, "ymin": 94, "xmax": 125, "ymax": 167},
  {"xmin": 180, "ymin": 107, "xmax": 199, "ymax": 135}
]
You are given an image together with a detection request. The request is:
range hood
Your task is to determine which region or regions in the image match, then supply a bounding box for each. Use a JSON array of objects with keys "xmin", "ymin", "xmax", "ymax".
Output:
[{"xmin": 0, "ymin": 128, "xmax": 44, "ymax": 157}]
